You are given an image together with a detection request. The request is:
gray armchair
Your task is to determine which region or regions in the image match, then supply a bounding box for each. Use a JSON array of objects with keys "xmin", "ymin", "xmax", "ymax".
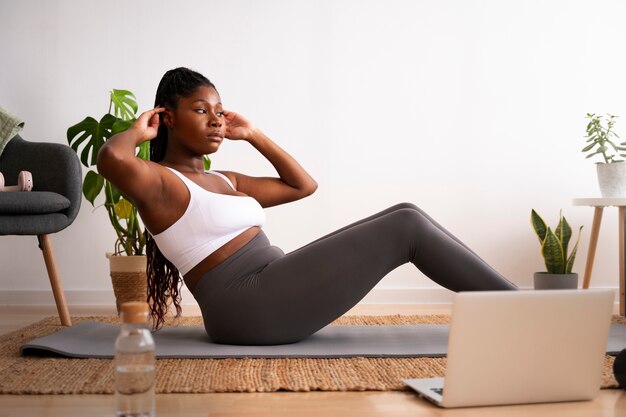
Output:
[{"xmin": 0, "ymin": 134, "xmax": 82, "ymax": 326}]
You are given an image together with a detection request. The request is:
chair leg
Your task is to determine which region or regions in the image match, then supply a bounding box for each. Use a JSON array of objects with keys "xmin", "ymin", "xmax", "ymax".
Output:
[{"xmin": 37, "ymin": 234, "xmax": 72, "ymax": 326}]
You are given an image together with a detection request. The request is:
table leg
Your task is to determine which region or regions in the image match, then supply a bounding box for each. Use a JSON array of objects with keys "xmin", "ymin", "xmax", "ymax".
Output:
[
  {"xmin": 618, "ymin": 206, "xmax": 626, "ymax": 316},
  {"xmin": 583, "ymin": 207, "xmax": 604, "ymax": 289}
]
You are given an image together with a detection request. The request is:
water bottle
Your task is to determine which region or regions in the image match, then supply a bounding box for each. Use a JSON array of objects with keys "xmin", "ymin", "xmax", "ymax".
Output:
[{"xmin": 115, "ymin": 301, "xmax": 156, "ymax": 417}]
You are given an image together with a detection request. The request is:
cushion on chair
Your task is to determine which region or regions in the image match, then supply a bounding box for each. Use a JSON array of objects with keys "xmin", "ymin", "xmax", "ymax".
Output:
[
  {"xmin": 0, "ymin": 213, "xmax": 70, "ymax": 235},
  {"xmin": 0, "ymin": 191, "xmax": 71, "ymax": 214}
]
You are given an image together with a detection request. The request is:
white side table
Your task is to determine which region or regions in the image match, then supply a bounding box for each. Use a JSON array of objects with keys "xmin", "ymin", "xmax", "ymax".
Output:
[{"xmin": 572, "ymin": 198, "xmax": 626, "ymax": 315}]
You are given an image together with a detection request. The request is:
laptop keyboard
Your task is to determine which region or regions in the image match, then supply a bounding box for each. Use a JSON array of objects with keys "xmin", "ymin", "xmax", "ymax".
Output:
[{"xmin": 431, "ymin": 388, "xmax": 444, "ymax": 396}]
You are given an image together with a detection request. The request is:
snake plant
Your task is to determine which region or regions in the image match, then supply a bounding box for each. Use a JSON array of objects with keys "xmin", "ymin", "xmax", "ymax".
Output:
[{"xmin": 531, "ymin": 209, "xmax": 582, "ymax": 274}]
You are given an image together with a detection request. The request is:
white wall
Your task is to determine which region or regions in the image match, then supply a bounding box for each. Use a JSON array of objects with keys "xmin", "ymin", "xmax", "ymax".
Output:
[{"xmin": 1, "ymin": 0, "xmax": 625, "ymax": 308}]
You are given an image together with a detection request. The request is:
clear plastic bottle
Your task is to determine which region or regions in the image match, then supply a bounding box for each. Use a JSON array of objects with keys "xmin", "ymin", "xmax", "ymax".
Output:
[{"xmin": 115, "ymin": 301, "xmax": 156, "ymax": 417}]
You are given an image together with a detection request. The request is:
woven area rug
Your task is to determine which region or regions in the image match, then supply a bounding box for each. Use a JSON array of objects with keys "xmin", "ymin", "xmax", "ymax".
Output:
[{"xmin": 0, "ymin": 314, "xmax": 622, "ymax": 394}]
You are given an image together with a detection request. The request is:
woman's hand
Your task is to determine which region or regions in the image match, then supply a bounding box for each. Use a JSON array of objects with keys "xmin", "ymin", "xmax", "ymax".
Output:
[
  {"xmin": 130, "ymin": 107, "xmax": 166, "ymax": 143},
  {"xmin": 224, "ymin": 110, "xmax": 257, "ymax": 141}
]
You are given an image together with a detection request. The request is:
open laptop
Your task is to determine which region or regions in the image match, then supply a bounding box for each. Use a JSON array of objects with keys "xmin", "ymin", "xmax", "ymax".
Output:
[{"xmin": 403, "ymin": 289, "xmax": 614, "ymax": 408}]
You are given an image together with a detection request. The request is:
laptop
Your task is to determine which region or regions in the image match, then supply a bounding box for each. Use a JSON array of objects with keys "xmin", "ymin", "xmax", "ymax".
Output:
[{"xmin": 403, "ymin": 289, "xmax": 614, "ymax": 408}]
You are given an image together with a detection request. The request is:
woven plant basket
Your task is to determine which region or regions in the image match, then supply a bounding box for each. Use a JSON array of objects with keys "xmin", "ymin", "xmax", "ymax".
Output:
[{"xmin": 106, "ymin": 254, "xmax": 147, "ymax": 314}]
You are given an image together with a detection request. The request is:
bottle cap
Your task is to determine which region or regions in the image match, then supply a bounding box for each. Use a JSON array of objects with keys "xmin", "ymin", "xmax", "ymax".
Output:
[{"xmin": 120, "ymin": 301, "xmax": 149, "ymax": 324}]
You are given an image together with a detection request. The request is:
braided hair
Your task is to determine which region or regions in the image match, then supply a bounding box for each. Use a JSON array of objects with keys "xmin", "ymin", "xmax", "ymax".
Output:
[{"xmin": 146, "ymin": 67, "xmax": 216, "ymax": 329}]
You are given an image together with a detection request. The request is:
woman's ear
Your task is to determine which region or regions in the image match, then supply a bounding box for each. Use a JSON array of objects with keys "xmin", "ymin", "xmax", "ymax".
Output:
[{"xmin": 162, "ymin": 109, "xmax": 174, "ymax": 129}]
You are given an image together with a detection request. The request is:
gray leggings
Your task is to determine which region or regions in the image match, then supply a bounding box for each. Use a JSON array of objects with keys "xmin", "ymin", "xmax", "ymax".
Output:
[{"xmin": 190, "ymin": 202, "xmax": 517, "ymax": 345}]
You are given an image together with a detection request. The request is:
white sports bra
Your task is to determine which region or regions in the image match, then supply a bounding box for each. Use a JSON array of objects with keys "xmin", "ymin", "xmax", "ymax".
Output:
[{"xmin": 149, "ymin": 167, "xmax": 265, "ymax": 275}]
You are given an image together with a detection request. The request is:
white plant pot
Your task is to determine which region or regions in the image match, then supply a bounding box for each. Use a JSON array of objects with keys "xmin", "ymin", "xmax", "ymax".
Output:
[{"xmin": 597, "ymin": 162, "xmax": 626, "ymax": 197}]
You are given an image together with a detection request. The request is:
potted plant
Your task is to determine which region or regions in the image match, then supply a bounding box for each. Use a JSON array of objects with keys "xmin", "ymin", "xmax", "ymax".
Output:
[
  {"xmin": 530, "ymin": 210, "xmax": 583, "ymax": 289},
  {"xmin": 67, "ymin": 90, "xmax": 148, "ymax": 312},
  {"xmin": 582, "ymin": 113, "xmax": 626, "ymax": 197}
]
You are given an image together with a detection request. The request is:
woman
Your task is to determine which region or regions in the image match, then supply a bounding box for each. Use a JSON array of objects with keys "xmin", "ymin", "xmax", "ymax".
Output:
[{"xmin": 97, "ymin": 67, "xmax": 517, "ymax": 345}]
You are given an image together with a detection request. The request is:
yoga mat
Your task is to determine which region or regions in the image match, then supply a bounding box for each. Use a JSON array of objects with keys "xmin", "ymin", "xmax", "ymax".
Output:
[
  {"xmin": 21, "ymin": 321, "xmax": 451, "ymax": 358},
  {"xmin": 20, "ymin": 321, "xmax": 626, "ymax": 359}
]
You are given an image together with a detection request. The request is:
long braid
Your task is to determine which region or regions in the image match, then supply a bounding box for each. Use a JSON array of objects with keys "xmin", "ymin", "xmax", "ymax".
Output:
[{"xmin": 146, "ymin": 67, "xmax": 216, "ymax": 329}]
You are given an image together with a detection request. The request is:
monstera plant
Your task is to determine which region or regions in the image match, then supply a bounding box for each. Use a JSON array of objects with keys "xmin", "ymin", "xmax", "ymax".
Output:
[{"xmin": 67, "ymin": 90, "xmax": 146, "ymax": 256}]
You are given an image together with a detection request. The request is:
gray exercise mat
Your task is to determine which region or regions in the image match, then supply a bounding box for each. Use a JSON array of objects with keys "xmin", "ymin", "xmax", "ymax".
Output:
[
  {"xmin": 21, "ymin": 321, "xmax": 450, "ymax": 359},
  {"xmin": 20, "ymin": 321, "xmax": 626, "ymax": 359}
]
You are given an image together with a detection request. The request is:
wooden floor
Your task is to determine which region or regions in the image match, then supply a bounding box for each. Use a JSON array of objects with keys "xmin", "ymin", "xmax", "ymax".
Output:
[{"xmin": 2, "ymin": 304, "xmax": 626, "ymax": 417}]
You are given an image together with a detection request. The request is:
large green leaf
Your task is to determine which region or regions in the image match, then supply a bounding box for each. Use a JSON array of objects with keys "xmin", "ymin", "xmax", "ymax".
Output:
[
  {"xmin": 203, "ymin": 156, "xmax": 211, "ymax": 171},
  {"xmin": 555, "ymin": 214, "xmax": 572, "ymax": 259},
  {"xmin": 111, "ymin": 118, "xmax": 134, "ymax": 136},
  {"xmin": 137, "ymin": 141, "xmax": 150, "ymax": 160},
  {"xmin": 82, "ymin": 170, "xmax": 104, "ymax": 206},
  {"xmin": 110, "ymin": 89, "xmax": 138, "ymax": 121},
  {"xmin": 565, "ymin": 226, "xmax": 583, "ymax": 274},
  {"xmin": 542, "ymin": 228, "xmax": 564, "ymax": 273},
  {"xmin": 530, "ymin": 209, "xmax": 547, "ymax": 243},
  {"xmin": 67, "ymin": 113, "xmax": 116, "ymax": 168}
]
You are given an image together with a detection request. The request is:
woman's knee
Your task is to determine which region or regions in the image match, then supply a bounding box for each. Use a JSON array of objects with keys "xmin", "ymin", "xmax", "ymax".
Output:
[
  {"xmin": 376, "ymin": 208, "xmax": 431, "ymax": 262},
  {"xmin": 390, "ymin": 202, "xmax": 420, "ymax": 212},
  {"xmin": 390, "ymin": 203, "xmax": 440, "ymax": 231},
  {"xmin": 386, "ymin": 207, "xmax": 432, "ymax": 236}
]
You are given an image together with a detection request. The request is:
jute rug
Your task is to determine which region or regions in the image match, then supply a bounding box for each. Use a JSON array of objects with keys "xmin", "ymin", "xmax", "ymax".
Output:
[{"xmin": 0, "ymin": 314, "xmax": 622, "ymax": 394}]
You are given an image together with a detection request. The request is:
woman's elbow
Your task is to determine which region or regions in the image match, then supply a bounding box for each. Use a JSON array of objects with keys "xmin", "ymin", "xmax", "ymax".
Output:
[{"xmin": 303, "ymin": 180, "xmax": 318, "ymax": 197}]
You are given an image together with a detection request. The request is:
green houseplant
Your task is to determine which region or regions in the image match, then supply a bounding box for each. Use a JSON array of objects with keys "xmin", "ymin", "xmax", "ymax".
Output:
[
  {"xmin": 530, "ymin": 209, "xmax": 583, "ymax": 289},
  {"xmin": 67, "ymin": 89, "xmax": 146, "ymax": 256},
  {"xmin": 67, "ymin": 90, "xmax": 148, "ymax": 311},
  {"xmin": 582, "ymin": 113, "xmax": 626, "ymax": 197}
]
